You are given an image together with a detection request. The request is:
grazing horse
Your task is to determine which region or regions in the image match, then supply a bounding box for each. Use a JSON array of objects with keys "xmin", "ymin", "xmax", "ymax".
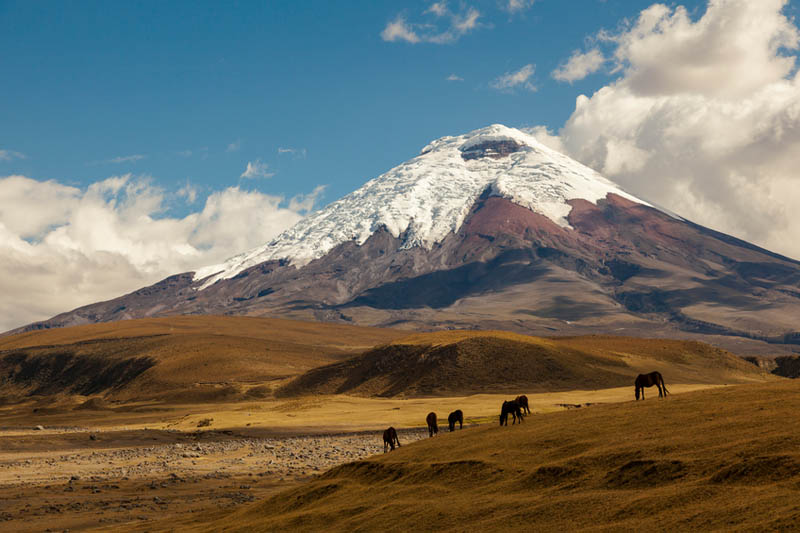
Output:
[
  {"xmin": 426, "ymin": 412, "xmax": 439, "ymax": 437},
  {"xmin": 515, "ymin": 395, "xmax": 530, "ymax": 415},
  {"xmin": 448, "ymin": 410, "xmax": 463, "ymax": 432},
  {"xmin": 383, "ymin": 427, "xmax": 400, "ymax": 452},
  {"xmin": 499, "ymin": 400, "xmax": 524, "ymax": 426},
  {"xmin": 634, "ymin": 371, "xmax": 669, "ymax": 400}
]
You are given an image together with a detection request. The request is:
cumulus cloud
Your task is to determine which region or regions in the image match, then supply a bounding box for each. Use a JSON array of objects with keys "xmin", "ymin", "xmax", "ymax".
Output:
[
  {"xmin": 240, "ymin": 159, "xmax": 273, "ymax": 179},
  {"xmin": 551, "ymin": 0, "xmax": 800, "ymax": 260},
  {"xmin": 0, "ymin": 174, "xmax": 321, "ymax": 331},
  {"xmin": 552, "ymin": 49, "xmax": 605, "ymax": 82},
  {"xmin": 381, "ymin": 4, "xmax": 481, "ymax": 44},
  {"xmin": 491, "ymin": 64, "xmax": 536, "ymax": 92},
  {"xmin": 0, "ymin": 149, "xmax": 26, "ymax": 161}
]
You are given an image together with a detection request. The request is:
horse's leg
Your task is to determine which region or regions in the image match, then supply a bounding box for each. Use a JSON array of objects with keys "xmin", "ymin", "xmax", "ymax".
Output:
[{"xmin": 658, "ymin": 382, "xmax": 663, "ymax": 397}]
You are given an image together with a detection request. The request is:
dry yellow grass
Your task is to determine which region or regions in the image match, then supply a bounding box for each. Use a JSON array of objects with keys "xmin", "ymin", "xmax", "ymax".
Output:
[
  {"xmin": 2, "ymin": 318, "xmax": 770, "ymax": 404},
  {"xmin": 182, "ymin": 380, "xmax": 800, "ymax": 532},
  {"xmin": 0, "ymin": 316, "xmax": 407, "ymax": 401},
  {"xmin": 281, "ymin": 331, "xmax": 772, "ymax": 398}
]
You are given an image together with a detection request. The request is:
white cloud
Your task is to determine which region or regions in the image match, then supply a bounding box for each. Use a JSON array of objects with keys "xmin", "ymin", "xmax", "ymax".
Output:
[
  {"xmin": 89, "ymin": 154, "xmax": 146, "ymax": 165},
  {"xmin": 177, "ymin": 180, "xmax": 198, "ymax": 204},
  {"xmin": 240, "ymin": 159, "xmax": 273, "ymax": 179},
  {"xmin": 524, "ymin": 125, "xmax": 566, "ymax": 153},
  {"xmin": 550, "ymin": 0, "xmax": 800, "ymax": 261},
  {"xmin": 447, "ymin": 74, "xmax": 464, "ymax": 82},
  {"xmin": 381, "ymin": 4, "xmax": 481, "ymax": 44},
  {"xmin": 504, "ymin": 0, "xmax": 534, "ymax": 14},
  {"xmin": 426, "ymin": 1, "xmax": 448, "ymax": 17},
  {"xmin": 381, "ymin": 17, "xmax": 421, "ymax": 44},
  {"xmin": 0, "ymin": 149, "xmax": 26, "ymax": 161},
  {"xmin": 552, "ymin": 48, "xmax": 605, "ymax": 82},
  {"xmin": 278, "ymin": 147, "xmax": 307, "ymax": 159},
  {"xmin": 288, "ymin": 185, "xmax": 327, "ymax": 212},
  {"xmin": 226, "ymin": 140, "xmax": 242, "ymax": 152},
  {"xmin": 176, "ymin": 149, "xmax": 193, "ymax": 157},
  {"xmin": 109, "ymin": 154, "xmax": 145, "ymax": 164},
  {"xmin": 491, "ymin": 63, "xmax": 536, "ymax": 92},
  {"xmin": 0, "ymin": 174, "xmax": 321, "ymax": 331}
]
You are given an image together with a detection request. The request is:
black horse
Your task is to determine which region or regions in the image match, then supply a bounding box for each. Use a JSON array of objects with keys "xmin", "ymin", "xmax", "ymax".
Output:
[
  {"xmin": 448, "ymin": 410, "xmax": 463, "ymax": 432},
  {"xmin": 635, "ymin": 371, "xmax": 669, "ymax": 400},
  {"xmin": 383, "ymin": 427, "xmax": 400, "ymax": 452},
  {"xmin": 426, "ymin": 412, "xmax": 439, "ymax": 437},
  {"xmin": 515, "ymin": 395, "xmax": 530, "ymax": 415},
  {"xmin": 499, "ymin": 400, "xmax": 524, "ymax": 426}
]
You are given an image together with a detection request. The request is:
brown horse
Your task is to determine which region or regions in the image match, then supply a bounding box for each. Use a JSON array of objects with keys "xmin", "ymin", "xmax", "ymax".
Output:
[
  {"xmin": 383, "ymin": 427, "xmax": 400, "ymax": 452},
  {"xmin": 515, "ymin": 395, "xmax": 530, "ymax": 415},
  {"xmin": 635, "ymin": 371, "xmax": 669, "ymax": 400},
  {"xmin": 499, "ymin": 400, "xmax": 524, "ymax": 426},
  {"xmin": 448, "ymin": 410, "xmax": 463, "ymax": 432},
  {"xmin": 426, "ymin": 412, "xmax": 438, "ymax": 437}
]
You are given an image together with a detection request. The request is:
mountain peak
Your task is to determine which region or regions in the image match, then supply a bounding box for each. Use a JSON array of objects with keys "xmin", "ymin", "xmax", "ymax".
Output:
[{"xmin": 194, "ymin": 124, "xmax": 650, "ymax": 287}]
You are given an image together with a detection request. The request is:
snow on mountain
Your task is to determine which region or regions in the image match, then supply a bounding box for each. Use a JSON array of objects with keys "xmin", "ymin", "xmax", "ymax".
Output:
[{"xmin": 194, "ymin": 124, "xmax": 651, "ymax": 288}]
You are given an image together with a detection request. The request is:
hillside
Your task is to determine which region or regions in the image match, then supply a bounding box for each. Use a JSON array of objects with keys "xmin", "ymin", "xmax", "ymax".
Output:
[
  {"xmin": 0, "ymin": 316, "xmax": 406, "ymax": 402},
  {"xmin": 279, "ymin": 331, "xmax": 769, "ymax": 398},
  {"xmin": 188, "ymin": 380, "xmax": 800, "ymax": 532}
]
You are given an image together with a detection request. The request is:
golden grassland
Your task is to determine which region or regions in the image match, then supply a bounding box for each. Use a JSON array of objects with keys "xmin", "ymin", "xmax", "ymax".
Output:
[
  {"xmin": 0, "ymin": 316, "xmax": 790, "ymax": 531},
  {"xmin": 173, "ymin": 380, "xmax": 800, "ymax": 532},
  {"xmin": 279, "ymin": 331, "xmax": 772, "ymax": 398},
  {"xmin": 0, "ymin": 317, "xmax": 772, "ymax": 404},
  {"xmin": 0, "ymin": 316, "xmax": 407, "ymax": 402}
]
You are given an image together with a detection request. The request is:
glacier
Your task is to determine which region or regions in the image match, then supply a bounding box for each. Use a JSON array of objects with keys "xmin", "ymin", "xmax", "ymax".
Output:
[{"xmin": 193, "ymin": 124, "xmax": 651, "ymax": 288}]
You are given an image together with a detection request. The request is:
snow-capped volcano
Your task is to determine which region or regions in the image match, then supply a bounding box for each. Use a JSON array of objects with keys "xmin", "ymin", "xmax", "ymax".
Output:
[
  {"xmin": 16, "ymin": 124, "xmax": 800, "ymax": 356},
  {"xmin": 194, "ymin": 124, "xmax": 651, "ymax": 288}
]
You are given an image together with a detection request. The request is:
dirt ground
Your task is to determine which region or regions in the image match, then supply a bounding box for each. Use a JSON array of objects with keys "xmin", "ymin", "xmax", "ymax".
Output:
[
  {"xmin": 0, "ymin": 427, "xmax": 428, "ymax": 532},
  {"xmin": 0, "ymin": 384, "xmax": 722, "ymax": 532}
]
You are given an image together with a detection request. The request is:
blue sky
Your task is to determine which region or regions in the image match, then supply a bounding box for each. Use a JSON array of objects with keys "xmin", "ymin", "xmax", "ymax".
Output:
[
  {"xmin": 2, "ymin": 0, "xmax": 710, "ymax": 209},
  {"xmin": 4, "ymin": 0, "xmax": 800, "ymax": 330}
]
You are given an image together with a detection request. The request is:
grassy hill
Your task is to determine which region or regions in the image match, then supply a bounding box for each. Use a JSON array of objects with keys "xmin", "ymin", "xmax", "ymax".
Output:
[
  {"xmin": 279, "ymin": 330, "xmax": 770, "ymax": 398},
  {"xmin": 189, "ymin": 380, "xmax": 800, "ymax": 532},
  {"xmin": 0, "ymin": 316, "xmax": 406, "ymax": 402}
]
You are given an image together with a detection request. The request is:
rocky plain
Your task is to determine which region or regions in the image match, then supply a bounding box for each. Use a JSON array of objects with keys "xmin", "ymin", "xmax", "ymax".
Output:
[{"xmin": 0, "ymin": 425, "xmax": 429, "ymax": 532}]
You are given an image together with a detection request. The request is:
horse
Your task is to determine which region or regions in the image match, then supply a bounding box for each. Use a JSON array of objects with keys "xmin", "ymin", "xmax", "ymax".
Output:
[
  {"xmin": 383, "ymin": 427, "xmax": 400, "ymax": 452},
  {"xmin": 448, "ymin": 410, "xmax": 463, "ymax": 432},
  {"xmin": 426, "ymin": 412, "xmax": 439, "ymax": 437},
  {"xmin": 634, "ymin": 371, "xmax": 669, "ymax": 400},
  {"xmin": 515, "ymin": 395, "xmax": 530, "ymax": 415},
  {"xmin": 499, "ymin": 400, "xmax": 524, "ymax": 426}
]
